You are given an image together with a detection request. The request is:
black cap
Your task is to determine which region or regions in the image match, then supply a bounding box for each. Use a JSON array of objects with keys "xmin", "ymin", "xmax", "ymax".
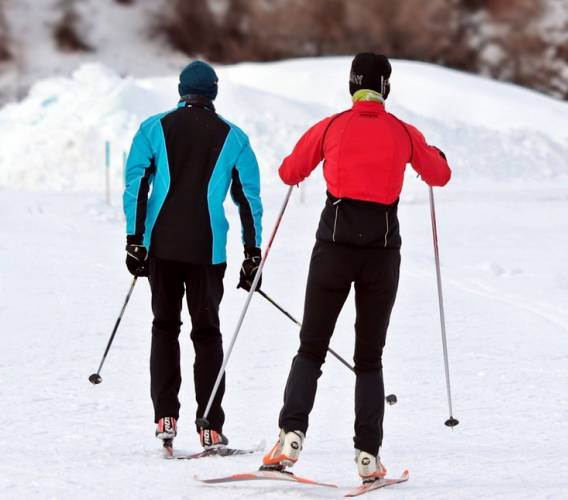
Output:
[{"xmin": 349, "ymin": 53, "xmax": 392, "ymax": 97}]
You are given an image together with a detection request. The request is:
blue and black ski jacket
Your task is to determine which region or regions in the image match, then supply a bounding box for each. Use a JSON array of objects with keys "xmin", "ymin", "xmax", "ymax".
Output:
[{"xmin": 123, "ymin": 96, "xmax": 263, "ymax": 265}]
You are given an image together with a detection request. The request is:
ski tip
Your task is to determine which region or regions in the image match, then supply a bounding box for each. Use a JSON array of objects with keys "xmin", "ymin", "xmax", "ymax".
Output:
[
  {"xmin": 344, "ymin": 470, "xmax": 410, "ymax": 497},
  {"xmin": 193, "ymin": 474, "xmax": 221, "ymax": 484}
]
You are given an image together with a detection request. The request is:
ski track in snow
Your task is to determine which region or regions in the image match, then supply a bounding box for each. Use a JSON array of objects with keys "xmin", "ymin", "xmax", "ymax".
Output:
[
  {"xmin": 1, "ymin": 183, "xmax": 567, "ymax": 499},
  {"xmin": 1, "ymin": 58, "xmax": 568, "ymax": 499}
]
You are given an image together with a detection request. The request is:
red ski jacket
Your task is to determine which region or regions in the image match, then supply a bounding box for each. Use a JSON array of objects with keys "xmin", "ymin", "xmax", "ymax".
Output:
[
  {"xmin": 279, "ymin": 101, "xmax": 451, "ymax": 204},
  {"xmin": 279, "ymin": 101, "xmax": 451, "ymax": 249}
]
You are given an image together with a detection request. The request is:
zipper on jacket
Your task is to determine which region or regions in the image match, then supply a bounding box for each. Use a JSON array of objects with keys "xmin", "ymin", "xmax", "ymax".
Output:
[
  {"xmin": 384, "ymin": 210, "xmax": 389, "ymax": 247},
  {"xmin": 332, "ymin": 199, "xmax": 342, "ymax": 242}
]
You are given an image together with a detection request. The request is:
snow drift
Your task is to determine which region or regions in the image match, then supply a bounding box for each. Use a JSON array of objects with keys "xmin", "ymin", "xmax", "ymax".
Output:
[{"xmin": 0, "ymin": 57, "xmax": 567, "ymax": 191}]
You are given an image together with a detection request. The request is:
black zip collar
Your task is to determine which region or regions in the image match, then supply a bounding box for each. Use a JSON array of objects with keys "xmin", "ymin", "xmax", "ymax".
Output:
[{"xmin": 179, "ymin": 94, "xmax": 216, "ymax": 112}]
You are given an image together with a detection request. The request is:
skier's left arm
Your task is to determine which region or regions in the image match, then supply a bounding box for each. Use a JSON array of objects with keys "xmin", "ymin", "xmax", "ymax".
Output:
[
  {"xmin": 230, "ymin": 139, "xmax": 263, "ymax": 250},
  {"xmin": 230, "ymin": 139, "xmax": 264, "ymax": 291},
  {"xmin": 404, "ymin": 122, "xmax": 451, "ymax": 187}
]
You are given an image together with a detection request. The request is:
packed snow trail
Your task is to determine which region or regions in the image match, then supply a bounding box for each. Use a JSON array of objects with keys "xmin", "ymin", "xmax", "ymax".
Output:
[
  {"xmin": 1, "ymin": 182, "xmax": 567, "ymax": 499},
  {"xmin": 1, "ymin": 58, "xmax": 567, "ymax": 499}
]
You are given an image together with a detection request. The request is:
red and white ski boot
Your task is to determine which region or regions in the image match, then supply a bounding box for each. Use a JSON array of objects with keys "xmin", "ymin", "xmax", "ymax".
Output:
[
  {"xmin": 262, "ymin": 429, "xmax": 304, "ymax": 470},
  {"xmin": 156, "ymin": 417, "xmax": 178, "ymax": 440},
  {"xmin": 199, "ymin": 428, "xmax": 229, "ymax": 450},
  {"xmin": 156, "ymin": 417, "xmax": 177, "ymax": 457}
]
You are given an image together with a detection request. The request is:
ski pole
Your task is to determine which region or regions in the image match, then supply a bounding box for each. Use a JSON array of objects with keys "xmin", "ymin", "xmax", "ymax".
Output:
[
  {"xmin": 196, "ymin": 186, "xmax": 294, "ymax": 429},
  {"xmin": 428, "ymin": 186, "xmax": 459, "ymax": 427},
  {"xmin": 256, "ymin": 289, "xmax": 355, "ymax": 373},
  {"xmin": 256, "ymin": 289, "xmax": 398, "ymax": 405},
  {"xmin": 88, "ymin": 276, "xmax": 138, "ymax": 385}
]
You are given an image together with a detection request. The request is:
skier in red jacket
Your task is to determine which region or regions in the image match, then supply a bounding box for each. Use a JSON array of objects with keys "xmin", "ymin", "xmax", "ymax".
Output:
[{"xmin": 263, "ymin": 53, "xmax": 451, "ymax": 482}]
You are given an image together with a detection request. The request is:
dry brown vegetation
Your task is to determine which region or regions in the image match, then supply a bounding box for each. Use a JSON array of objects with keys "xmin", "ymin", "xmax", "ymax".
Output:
[
  {"xmin": 53, "ymin": 0, "xmax": 92, "ymax": 53},
  {"xmin": 0, "ymin": 0, "xmax": 564, "ymax": 99},
  {"xmin": 158, "ymin": 0, "xmax": 568, "ymax": 100},
  {"xmin": 0, "ymin": 0, "xmax": 10, "ymax": 61}
]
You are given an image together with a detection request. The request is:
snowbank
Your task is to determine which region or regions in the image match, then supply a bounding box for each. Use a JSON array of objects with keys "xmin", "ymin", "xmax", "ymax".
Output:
[{"xmin": 1, "ymin": 58, "xmax": 567, "ymax": 191}]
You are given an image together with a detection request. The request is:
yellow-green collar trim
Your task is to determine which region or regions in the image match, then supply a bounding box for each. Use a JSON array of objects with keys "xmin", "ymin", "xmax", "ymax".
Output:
[{"xmin": 352, "ymin": 89, "xmax": 384, "ymax": 103}]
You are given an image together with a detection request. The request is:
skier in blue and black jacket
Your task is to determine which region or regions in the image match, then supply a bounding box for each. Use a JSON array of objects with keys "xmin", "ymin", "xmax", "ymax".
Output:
[{"xmin": 123, "ymin": 61, "xmax": 263, "ymax": 452}]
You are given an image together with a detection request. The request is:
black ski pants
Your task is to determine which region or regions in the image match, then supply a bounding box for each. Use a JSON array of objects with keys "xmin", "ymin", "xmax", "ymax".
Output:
[
  {"xmin": 148, "ymin": 257, "xmax": 226, "ymax": 432},
  {"xmin": 278, "ymin": 240, "xmax": 400, "ymax": 456}
]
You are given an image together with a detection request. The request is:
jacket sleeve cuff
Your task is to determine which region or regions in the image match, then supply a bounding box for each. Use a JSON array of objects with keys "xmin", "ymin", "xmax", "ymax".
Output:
[
  {"xmin": 126, "ymin": 234, "xmax": 143, "ymax": 245},
  {"xmin": 244, "ymin": 246, "xmax": 262, "ymax": 258}
]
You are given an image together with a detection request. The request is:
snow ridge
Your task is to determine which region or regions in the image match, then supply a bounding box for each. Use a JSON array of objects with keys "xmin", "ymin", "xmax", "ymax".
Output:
[{"xmin": 1, "ymin": 58, "xmax": 567, "ymax": 191}]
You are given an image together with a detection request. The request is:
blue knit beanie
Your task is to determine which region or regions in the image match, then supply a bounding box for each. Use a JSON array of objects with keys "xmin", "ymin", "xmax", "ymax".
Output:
[{"xmin": 178, "ymin": 61, "xmax": 218, "ymax": 100}]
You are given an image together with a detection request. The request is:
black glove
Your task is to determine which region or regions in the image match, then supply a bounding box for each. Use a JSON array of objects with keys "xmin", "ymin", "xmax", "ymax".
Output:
[
  {"xmin": 238, "ymin": 247, "xmax": 262, "ymax": 291},
  {"xmin": 125, "ymin": 236, "xmax": 149, "ymax": 277}
]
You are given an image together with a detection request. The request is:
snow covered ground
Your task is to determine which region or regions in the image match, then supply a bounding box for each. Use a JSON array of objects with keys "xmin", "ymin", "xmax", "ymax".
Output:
[{"xmin": 1, "ymin": 58, "xmax": 567, "ymax": 499}]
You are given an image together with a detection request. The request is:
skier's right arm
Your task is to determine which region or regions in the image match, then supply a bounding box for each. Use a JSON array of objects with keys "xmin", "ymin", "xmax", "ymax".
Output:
[
  {"xmin": 279, "ymin": 116, "xmax": 333, "ymax": 185},
  {"xmin": 404, "ymin": 122, "xmax": 452, "ymax": 187},
  {"xmin": 123, "ymin": 126, "xmax": 154, "ymax": 277},
  {"xmin": 123, "ymin": 127, "xmax": 154, "ymax": 244}
]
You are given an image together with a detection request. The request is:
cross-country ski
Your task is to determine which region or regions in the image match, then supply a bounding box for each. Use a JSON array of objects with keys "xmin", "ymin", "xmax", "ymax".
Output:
[
  {"xmin": 167, "ymin": 440, "xmax": 265, "ymax": 460},
  {"xmin": 194, "ymin": 468, "xmax": 337, "ymax": 488},
  {"xmin": 162, "ymin": 438, "xmax": 173, "ymax": 458}
]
